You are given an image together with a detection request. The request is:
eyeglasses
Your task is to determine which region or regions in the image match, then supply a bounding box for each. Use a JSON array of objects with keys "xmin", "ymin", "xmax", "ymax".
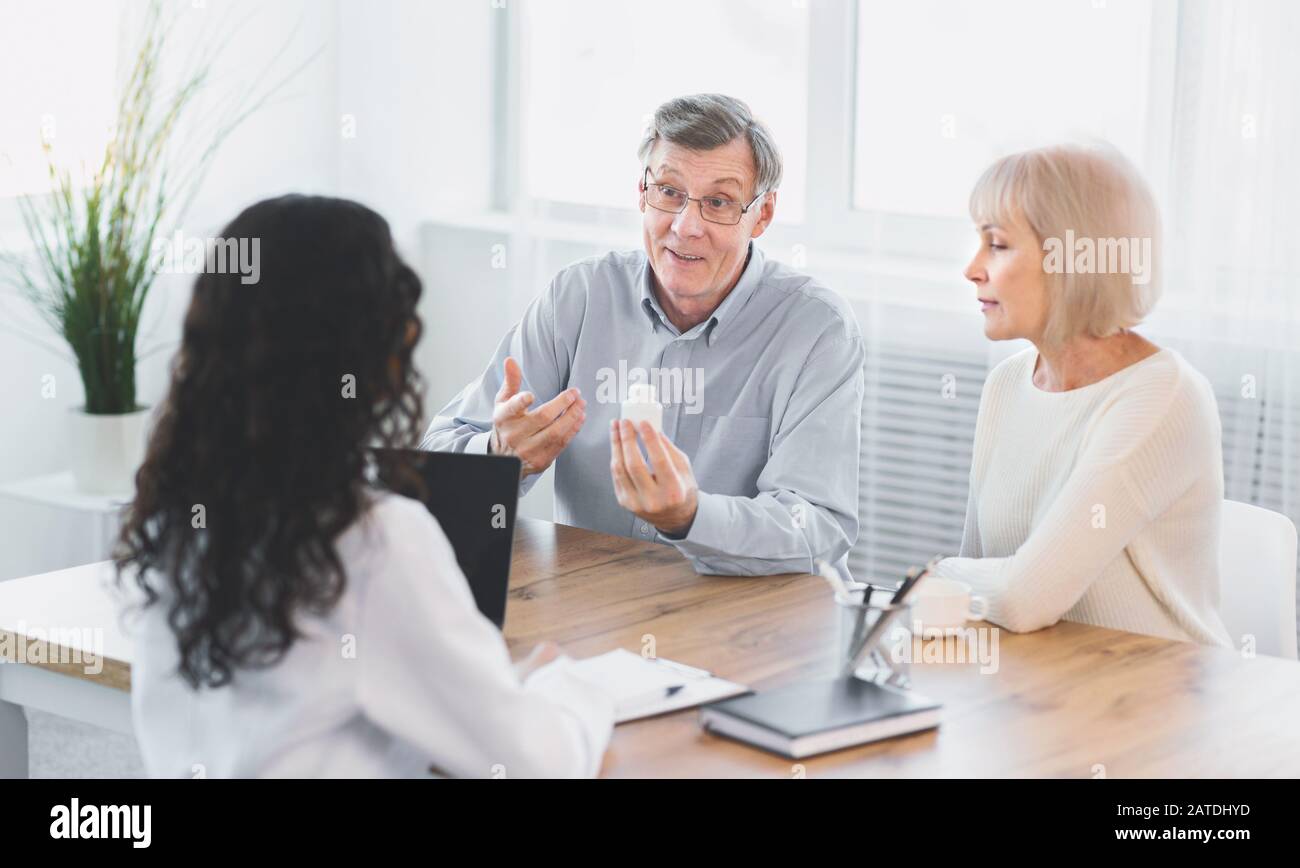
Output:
[{"xmin": 641, "ymin": 168, "xmax": 767, "ymax": 226}]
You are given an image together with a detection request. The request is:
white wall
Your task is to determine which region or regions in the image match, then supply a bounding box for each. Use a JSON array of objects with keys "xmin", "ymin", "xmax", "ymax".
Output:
[
  {"xmin": 1, "ymin": 0, "xmax": 506, "ymax": 578},
  {"xmin": 0, "ymin": 0, "xmax": 343, "ymax": 579}
]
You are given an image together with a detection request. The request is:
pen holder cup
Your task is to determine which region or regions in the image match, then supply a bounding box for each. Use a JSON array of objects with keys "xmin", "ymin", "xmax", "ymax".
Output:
[{"xmin": 835, "ymin": 592, "xmax": 914, "ymax": 689}]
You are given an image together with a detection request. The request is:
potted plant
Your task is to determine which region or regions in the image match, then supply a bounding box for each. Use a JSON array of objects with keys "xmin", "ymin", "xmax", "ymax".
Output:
[{"xmin": 5, "ymin": 1, "xmax": 290, "ymax": 494}]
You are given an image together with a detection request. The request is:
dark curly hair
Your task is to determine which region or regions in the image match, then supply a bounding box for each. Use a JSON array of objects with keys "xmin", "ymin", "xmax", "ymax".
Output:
[{"xmin": 116, "ymin": 194, "xmax": 426, "ymax": 689}]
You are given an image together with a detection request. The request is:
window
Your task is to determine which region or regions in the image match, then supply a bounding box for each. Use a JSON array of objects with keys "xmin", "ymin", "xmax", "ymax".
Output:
[
  {"xmin": 852, "ymin": 0, "xmax": 1156, "ymax": 218},
  {"xmin": 519, "ymin": 0, "xmax": 809, "ymax": 221}
]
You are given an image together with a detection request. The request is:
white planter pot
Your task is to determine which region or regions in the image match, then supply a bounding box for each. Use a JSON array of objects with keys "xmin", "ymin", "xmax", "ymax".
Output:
[{"xmin": 68, "ymin": 406, "xmax": 151, "ymax": 496}]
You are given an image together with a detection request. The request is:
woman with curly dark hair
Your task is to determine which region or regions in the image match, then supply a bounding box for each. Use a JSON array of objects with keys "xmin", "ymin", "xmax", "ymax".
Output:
[{"xmin": 117, "ymin": 195, "xmax": 612, "ymax": 778}]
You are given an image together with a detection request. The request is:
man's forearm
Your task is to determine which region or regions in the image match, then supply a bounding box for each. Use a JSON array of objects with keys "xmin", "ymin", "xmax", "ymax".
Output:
[
  {"xmin": 419, "ymin": 417, "xmax": 493, "ymax": 454},
  {"xmin": 660, "ymin": 490, "xmax": 856, "ymax": 576}
]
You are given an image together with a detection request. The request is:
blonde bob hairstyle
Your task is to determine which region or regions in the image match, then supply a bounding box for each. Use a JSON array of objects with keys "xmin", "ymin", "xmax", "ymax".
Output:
[{"xmin": 969, "ymin": 143, "xmax": 1162, "ymax": 347}]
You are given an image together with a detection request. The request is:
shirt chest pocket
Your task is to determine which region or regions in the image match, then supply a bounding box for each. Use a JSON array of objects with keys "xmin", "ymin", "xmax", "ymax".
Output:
[{"xmin": 693, "ymin": 415, "xmax": 771, "ymax": 496}]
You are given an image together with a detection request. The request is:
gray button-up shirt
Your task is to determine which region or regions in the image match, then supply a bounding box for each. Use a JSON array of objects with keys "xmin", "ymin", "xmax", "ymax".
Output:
[{"xmin": 420, "ymin": 242, "xmax": 864, "ymax": 576}]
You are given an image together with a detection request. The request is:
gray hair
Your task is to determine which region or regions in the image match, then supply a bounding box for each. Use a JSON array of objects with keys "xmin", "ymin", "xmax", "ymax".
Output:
[{"xmin": 636, "ymin": 94, "xmax": 783, "ymax": 198}]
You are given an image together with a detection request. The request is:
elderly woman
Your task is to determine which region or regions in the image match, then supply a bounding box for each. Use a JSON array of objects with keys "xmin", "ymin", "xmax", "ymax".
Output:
[{"xmin": 935, "ymin": 143, "xmax": 1232, "ymax": 646}]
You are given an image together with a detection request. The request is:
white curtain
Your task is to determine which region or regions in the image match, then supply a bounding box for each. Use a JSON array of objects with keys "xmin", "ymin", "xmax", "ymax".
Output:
[{"xmin": 1145, "ymin": 0, "xmax": 1300, "ymax": 637}]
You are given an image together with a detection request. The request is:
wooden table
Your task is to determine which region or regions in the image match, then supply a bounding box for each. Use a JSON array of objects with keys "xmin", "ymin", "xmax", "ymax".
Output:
[{"xmin": 3, "ymin": 518, "xmax": 1299, "ymax": 777}]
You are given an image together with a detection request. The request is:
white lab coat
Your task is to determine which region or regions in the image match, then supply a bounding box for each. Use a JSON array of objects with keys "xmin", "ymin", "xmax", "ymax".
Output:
[{"xmin": 128, "ymin": 492, "xmax": 613, "ymax": 778}]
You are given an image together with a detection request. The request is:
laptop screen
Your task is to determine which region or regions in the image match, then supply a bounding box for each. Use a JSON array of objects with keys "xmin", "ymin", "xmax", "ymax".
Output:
[{"xmin": 371, "ymin": 448, "xmax": 522, "ymax": 628}]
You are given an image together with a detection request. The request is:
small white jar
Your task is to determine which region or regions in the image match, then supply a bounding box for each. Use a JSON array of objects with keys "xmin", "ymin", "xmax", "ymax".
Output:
[{"xmin": 621, "ymin": 383, "xmax": 663, "ymax": 432}]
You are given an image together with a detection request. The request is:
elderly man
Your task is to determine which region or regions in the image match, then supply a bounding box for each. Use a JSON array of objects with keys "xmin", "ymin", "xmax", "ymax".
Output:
[{"xmin": 421, "ymin": 94, "xmax": 864, "ymax": 576}]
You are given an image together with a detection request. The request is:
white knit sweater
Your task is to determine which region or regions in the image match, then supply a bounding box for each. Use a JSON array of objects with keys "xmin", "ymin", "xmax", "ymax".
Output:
[{"xmin": 935, "ymin": 346, "xmax": 1232, "ymax": 647}]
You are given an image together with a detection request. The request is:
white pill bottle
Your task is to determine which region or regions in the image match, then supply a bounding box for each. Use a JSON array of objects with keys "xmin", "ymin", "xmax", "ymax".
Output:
[{"xmin": 621, "ymin": 383, "xmax": 663, "ymax": 432}]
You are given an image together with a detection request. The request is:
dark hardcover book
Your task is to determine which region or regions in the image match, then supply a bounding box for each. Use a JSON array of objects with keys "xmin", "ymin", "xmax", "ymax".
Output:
[{"xmin": 699, "ymin": 676, "xmax": 941, "ymax": 759}]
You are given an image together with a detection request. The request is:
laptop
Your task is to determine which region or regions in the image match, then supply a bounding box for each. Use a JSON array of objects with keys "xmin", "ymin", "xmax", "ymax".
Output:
[{"xmin": 370, "ymin": 448, "xmax": 522, "ymax": 628}]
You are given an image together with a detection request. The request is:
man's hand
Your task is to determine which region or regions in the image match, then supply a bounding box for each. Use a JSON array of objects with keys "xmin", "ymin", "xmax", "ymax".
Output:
[
  {"xmin": 491, "ymin": 356, "xmax": 586, "ymax": 478},
  {"xmin": 609, "ymin": 419, "xmax": 699, "ymax": 537}
]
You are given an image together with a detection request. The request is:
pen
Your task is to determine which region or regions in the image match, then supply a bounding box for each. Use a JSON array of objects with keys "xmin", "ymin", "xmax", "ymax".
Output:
[
  {"xmin": 650, "ymin": 657, "xmax": 712, "ymax": 679},
  {"xmin": 842, "ymin": 556, "xmax": 945, "ymax": 677}
]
